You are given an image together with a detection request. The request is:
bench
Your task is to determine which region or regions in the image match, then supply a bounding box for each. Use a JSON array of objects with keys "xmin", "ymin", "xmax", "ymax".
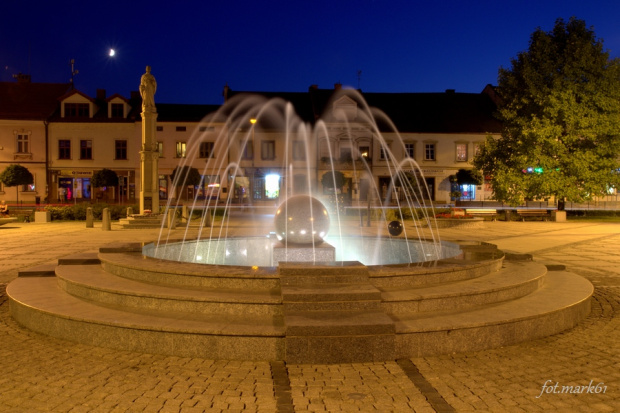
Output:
[
  {"xmin": 464, "ymin": 208, "xmax": 499, "ymax": 221},
  {"xmin": 516, "ymin": 209, "xmax": 549, "ymax": 221},
  {"xmin": 10, "ymin": 209, "xmax": 34, "ymax": 223}
]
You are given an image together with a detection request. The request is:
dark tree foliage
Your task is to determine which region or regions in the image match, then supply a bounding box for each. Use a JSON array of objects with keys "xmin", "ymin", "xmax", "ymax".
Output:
[
  {"xmin": 0, "ymin": 164, "xmax": 34, "ymax": 204},
  {"xmin": 0, "ymin": 164, "xmax": 34, "ymax": 187},
  {"xmin": 170, "ymin": 166, "xmax": 202, "ymax": 188},
  {"xmin": 321, "ymin": 170, "xmax": 345, "ymax": 190},
  {"xmin": 455, "ymin": 169, "xmax": 483, "ymax": 185},
  {"xmin": 91, "ymin": 169, "xmax": 119, "ymax": 188},
  {"xmin": 474, "ymin": 17, "xmax": 620, "ymax": 207}
]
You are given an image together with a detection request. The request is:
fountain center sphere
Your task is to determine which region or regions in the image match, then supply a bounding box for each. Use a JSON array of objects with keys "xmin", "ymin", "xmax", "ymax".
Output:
[{"xmin": 274, "ymin": 195, "xmax": 330, "ymax": 245}]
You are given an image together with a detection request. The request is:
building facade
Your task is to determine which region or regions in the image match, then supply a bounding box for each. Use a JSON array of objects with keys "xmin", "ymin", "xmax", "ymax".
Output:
[{"xmin": 1, "ymin": 75, "xmax": 504, "ymax": 206}]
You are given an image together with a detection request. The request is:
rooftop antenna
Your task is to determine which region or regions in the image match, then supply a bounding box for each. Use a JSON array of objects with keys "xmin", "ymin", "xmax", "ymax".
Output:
[
  {"xmin": 357, "ymin": 70, "xmax": 362, "ymax": 89},
  {"xmin": 69, "ymin": 59, "xmax": 79, "ymax": 88}
]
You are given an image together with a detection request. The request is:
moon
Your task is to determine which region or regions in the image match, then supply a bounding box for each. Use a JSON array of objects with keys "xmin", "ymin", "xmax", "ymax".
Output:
[{"xmin": 109, "ymin": 49, "xmax": 115, "ymax": 57}]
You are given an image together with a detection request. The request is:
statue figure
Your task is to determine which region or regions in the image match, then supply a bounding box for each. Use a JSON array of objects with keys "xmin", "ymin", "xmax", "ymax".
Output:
[{"xmin": 139, "ymin": 66, "xmax": 157, "ymax": 111}]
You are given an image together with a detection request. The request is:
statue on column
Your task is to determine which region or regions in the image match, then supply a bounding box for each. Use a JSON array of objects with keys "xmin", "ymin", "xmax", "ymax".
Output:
[{"xmin": 139, "ymin": 66, "xmax": 157, "ymax": 112}]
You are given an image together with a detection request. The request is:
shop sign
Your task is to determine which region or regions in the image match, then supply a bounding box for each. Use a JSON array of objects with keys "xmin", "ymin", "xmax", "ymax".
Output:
[{"xmin": 60, "ymin": 170, "xmax": 93, "ymax": 177}]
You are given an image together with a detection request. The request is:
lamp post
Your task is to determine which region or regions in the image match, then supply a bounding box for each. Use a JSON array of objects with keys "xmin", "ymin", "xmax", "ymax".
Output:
[{"xmin": 250, "ymin": 118, "xmax": 257, "ymax": 203}]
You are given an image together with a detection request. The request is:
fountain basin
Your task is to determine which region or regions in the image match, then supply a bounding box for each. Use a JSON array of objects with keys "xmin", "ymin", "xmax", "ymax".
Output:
[{"xmin": 142, "ymin": 236, "xmax": 463, "ymax": 266}]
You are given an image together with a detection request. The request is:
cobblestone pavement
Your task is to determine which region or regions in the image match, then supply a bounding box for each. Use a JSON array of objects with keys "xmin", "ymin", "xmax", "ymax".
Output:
[{"xmin": 0, "ymin": 219, "xmax": 619, "ymax": 412}]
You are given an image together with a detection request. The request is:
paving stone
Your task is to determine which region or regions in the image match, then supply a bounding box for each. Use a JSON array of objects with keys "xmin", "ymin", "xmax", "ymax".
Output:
[{"xmin": 0, "ymin": 221, "xmax": 619, "ymax": 411}]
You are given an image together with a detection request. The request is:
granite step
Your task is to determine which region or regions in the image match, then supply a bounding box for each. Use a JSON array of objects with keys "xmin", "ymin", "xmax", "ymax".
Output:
[
  {"xmin": 281, "ymin": 283, "xmax": 382, "ymax": 312},
  {"xmin": 7, "ymin": 276, "xmax": 285, "ymax": 360},
  {"xmin": 284, "ymin": 309, "xmax": 396, "ymax": 363},
  {"xmin": 98, "ymin": 252, "xmax": 280, "ymax": 290},
  {"xmin": 55, "ymin": 263, "xmax": 282, "ymax": 317},
  {"xmin": 380, "ymin": 260, "xmax": 547, "ymax": 314},
  {"xmin": 393, "ymin": 270, "xmax": 593, "ymax": 357},
  {"xmin": 279, "ymin": 261, "xmax": 370, "ymax": 285}
]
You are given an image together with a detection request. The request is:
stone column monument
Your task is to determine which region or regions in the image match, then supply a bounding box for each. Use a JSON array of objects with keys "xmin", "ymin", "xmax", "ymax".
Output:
[{"xmin": 139, "ymin": 66, "xmax": 159, "ymax": 215}]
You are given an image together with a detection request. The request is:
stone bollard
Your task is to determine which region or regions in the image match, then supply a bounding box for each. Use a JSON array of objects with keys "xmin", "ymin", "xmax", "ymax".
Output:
[
  {"xmin": 86, "ymin": 207, "xmax": 94, "ymax": 228},
  {"xmin": 167, "ymin": 209, "xmax": 176, "ymax": 229},
  {"xmin": 127, "ymin": 206, "xmax": 133, "ymax": 217},
  {"xmin": 182, "ymin": 205, "xmax": 188, "ymax": 223},
  {"xmin": 202, "ymin": 208, "xmax": 212, "ymax": 227},
  {"xmin": 102, "ymin": 208, "xmax": 111, "ymax": 231}
]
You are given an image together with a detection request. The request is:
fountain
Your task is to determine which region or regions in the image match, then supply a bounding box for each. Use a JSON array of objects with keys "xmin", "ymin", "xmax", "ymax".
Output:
[{"xmin": 6, "ymin": 82, "xmax": 593, "ymax": 364}]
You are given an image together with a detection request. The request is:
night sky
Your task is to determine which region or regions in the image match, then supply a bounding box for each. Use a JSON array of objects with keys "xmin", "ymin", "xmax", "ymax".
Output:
[{"xmin": 2, "ymin": 0, "xmax": 619, "ymax": 105}]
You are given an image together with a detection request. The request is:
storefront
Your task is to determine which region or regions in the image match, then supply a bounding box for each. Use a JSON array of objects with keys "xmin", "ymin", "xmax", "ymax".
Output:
[{"xmin": 55, "ymin": 170, "xmax": 93, "ymax": 202}]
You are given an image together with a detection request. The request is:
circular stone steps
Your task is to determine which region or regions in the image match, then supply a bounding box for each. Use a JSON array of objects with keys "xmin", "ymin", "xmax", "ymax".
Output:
[{"xmin": 6, "ymin": 240, "xmax": 594, "ymax": 363}]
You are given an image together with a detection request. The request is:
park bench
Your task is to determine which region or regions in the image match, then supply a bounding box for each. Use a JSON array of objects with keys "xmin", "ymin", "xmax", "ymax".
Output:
[
  {"xmin": 516, "ymin": 209, "xmax": 549, "ymax": 221},
  {"xmin": 464, "ymin": 208, "xmax": 499, "ymax": 221},
  {"xmin": 10, "ymin": 209, "xmax": 34, "ymax": 223}
]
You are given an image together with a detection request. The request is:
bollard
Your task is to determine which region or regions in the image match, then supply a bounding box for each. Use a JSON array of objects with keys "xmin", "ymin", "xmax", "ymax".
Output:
[
  {"xmin": 202, "ymin": 208, "xmax": 212, "ymax": 227},
  {"xmin": 167, "ymin": 209, "xmax": 176, "ymax": 229},
  {"xmin": 86, "ymin": 207, "xmax": 94, "ymax": 228},
  {"xmin": 102, "ymin": 208, "xmax": 111, "ymax": 231},
  {"xmin": 182, "ymin": 205, "xmax": 188, "ymax": 223},
  {"xmin": 127, "ymin": 206, "xmax": 133, "ymax": 217}
]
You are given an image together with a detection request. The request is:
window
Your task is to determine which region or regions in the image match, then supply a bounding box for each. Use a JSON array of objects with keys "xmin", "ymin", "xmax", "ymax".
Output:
[
  {"xmin": 359, "ymin": 146, "xmax": 370, "ymax": 159},
  {"xmin": 158, "ymin": 142, "xmax": 164, "ymax": 158},
  {"xmin": 111, "ymin": 103, "xmax": 124, "ymax": 118},
  {"xmin": 156, "ymin": 126, "xmax": 163, "ymax": 132},
  {"xmin": 199, "ymin": 142, "xmax": 215, "ymax": 158},
  {"xmin": 424, "ymin": 143, "xmax": 436, "ymax": 161},
  {"xmin": 115, "ymin": 140, "xmax": 128, "ymax": 160},
  {"xmin": 456, "ymin": 143, "xmax": 467, "ymax": 162},
  {"xmin": 292, "ymin": 141, "xmax": 305, "ymax": 161},
  {"xmin": 241, "ymin": 140, "xmax": 253, "ymax": 160},
  {"xmin": 16, "ymin": 133, "xmax": 29, "ymax": 153},
  {"xmin": 199, "ymin": 126, "xmax": 215, "ymax": 132},
  {"xmin": 58, "ymin": 140, "xmax": 71, "ymax": 159},
  {"xmin": 261, "ymin": 140, "xmax": 275, "ymax": 160},
  {"xmin": 176, "ymin": 142, "xmax": 186, "ymax": 158},
  {"xmin": 80, "ymin": 140, "xmax": 93, "ymax": 160},
  {"xmin": 340, "ymin": 147, "xmax": 352, "ymax": 162},
  {"xmin": 176, "ymin": 126, "xmax": 186, "ymax": 132},
  {"xmin": 405, "ymin": 143, "xmax": 415, "ymax": 158},
  {"xmin": 65, "ymin": 103, "xmax": 89, "ymax": 117},
  {"xmin": 473, "ymin": 143, "xmax": 482, "ymax": 157},
  {"xmin": 380, "ymin": 144, "xmax": 390, "ymax": 160}
]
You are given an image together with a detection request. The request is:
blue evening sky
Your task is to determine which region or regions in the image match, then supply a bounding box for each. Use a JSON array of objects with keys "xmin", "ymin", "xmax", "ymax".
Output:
[{"xmin": 2, "ymin": 0, "xmax": 619, "ymax": 104}]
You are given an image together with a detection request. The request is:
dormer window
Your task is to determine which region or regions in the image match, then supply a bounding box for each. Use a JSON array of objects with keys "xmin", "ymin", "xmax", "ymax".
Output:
[
  {"xmin": 64, "ymin": 103, "xmax": 89, "ymax": 117},
  {"xmin": 110, "ymin": 103, "xmax": 124, "ymax": 118}
]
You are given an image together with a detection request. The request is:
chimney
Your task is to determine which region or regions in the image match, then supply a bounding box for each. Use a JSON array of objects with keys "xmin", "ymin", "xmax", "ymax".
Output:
[
  {"xmin": 309, "ymin": 84, "xmax": 318, "ymax": 91},
  {"xmin": 96, "ymin": 89, "xmax": 106, "ymax": 100},
  {"xmin": 13, "ymin": 73, "xmax": 31, "ymax": 84},
  {"xmin": 334, "ymin": 83, "xmax": 342, "ymax": 90},
  {"xmin": 445, "ymin": 89, "xmax": 455, "ymax": 94},
  {"xmin": 222, "ymin": 84, "xmax": 230, "ymax": 101},
  {"xmin": 130, "ymin": 91, "xmax": 140, "ymax": 100}
]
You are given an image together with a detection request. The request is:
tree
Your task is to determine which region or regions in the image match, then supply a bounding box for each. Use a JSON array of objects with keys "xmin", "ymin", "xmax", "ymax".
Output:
[
  {"xmin": 455, "ymin": 169, "xmax": 483, "ymax": 186},
  {"xmin": 321, "ymin": 170, "xmax": 345, "ymax": 192},
  {"xmin": 170, "ymin": 166, "xmax": 201, "ymax": 200},
  {"xmin": 474, "ymin": 17, "xmax": 620, "ymax": 208},
  {"xmin": 91, "ymin": 169, "xmax": 119, "ymax": 201},
  {"xmin": 0, "ymin": 164, "xmax": 34, "ymax": 205}
]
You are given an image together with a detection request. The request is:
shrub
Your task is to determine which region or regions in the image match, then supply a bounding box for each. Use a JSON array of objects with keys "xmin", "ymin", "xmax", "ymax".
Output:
[{"xmin": 44, "ymin": 204, "xmax": 138, "ymax": 221}]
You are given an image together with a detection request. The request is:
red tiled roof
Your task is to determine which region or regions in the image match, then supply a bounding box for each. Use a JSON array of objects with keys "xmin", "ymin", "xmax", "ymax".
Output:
[{"xmin": 0, "ymin": 81, "xmax": 72, "ymax": 120}]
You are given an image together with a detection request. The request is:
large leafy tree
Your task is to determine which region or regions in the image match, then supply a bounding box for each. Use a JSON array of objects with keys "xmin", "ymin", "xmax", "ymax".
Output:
[
  {"xmin": 474, "ymin": 17, "xmax": 620, "ymax": 208},
  {"xmin": 0, "ymin": 164, "xmax": 34, "ymax": 205}
]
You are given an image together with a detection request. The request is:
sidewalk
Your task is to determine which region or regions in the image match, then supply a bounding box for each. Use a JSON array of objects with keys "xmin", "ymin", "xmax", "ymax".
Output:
[{"xmin": 0, "ymin": 219, "xmax": 618, "ymax": 412}]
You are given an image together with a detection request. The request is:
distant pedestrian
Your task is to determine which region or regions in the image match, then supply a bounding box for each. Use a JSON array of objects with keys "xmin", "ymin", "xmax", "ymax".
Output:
[{"xmin": 0, "ymin": 200, "xmax": 8, "ymax": 216}]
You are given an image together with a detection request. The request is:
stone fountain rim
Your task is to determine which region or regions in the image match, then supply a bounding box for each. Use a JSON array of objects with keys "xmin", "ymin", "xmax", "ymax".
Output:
[{"xmin": 139, "ymin": 237, "xmax": 502, "ymax": 272}]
